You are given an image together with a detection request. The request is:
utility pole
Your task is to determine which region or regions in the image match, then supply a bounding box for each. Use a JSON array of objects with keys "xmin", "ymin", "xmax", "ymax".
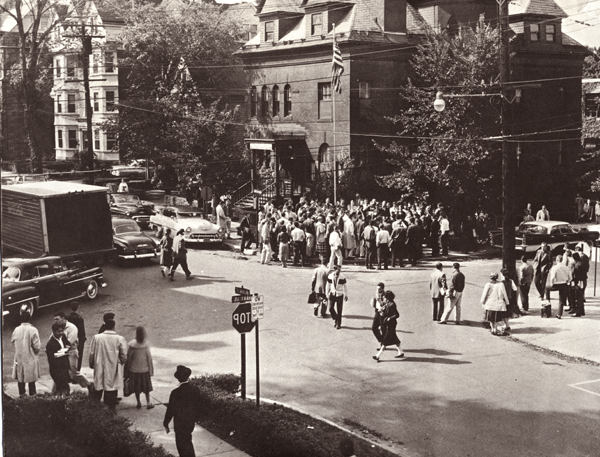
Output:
[{"xmin": 63, "ymin": 19, "xmax": 104, "ymax": 174}]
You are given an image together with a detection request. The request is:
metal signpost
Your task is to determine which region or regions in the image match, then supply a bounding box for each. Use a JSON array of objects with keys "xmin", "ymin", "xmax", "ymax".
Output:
[{"xmin": 251, "ymin": 294, "xmax": 264, "ymax": 407}]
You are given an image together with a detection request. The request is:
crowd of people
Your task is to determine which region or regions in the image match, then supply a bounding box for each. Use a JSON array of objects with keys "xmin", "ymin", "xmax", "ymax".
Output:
[{"xmin": 240, "ymin": 196, "xmax": 490, "ymax": 270}]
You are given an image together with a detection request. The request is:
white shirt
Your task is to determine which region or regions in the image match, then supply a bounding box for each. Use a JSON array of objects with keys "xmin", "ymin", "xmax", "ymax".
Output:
[
  {"xmin": 376, "ymin": 230, "xmax": 390, "ymax": 245},
  {"xmin": 440, "ymin": 218, "xmax": 450, "ymax": 234}
]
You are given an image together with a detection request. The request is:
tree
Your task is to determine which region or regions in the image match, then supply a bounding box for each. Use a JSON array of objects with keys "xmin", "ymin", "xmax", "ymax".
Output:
[
  {"xmin": 376, "ymin": 20, "xmax": 503, "ymax": 218},
  {"xmin": 106, "ymin": 2, "xmax": 249, "ymax": 192},
  {"xmin": 0, "ymin": 0, "xmax": 83, "ymax": 172}
]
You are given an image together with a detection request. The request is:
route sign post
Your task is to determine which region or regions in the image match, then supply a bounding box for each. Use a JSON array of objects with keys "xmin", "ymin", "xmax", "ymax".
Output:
[{"xmin": 251, "ymin": 295, "xmax": 264, "ymax": 322}]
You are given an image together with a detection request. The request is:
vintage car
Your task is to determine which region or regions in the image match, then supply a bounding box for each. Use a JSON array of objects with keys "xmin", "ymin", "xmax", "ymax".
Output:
[
  {"xmin": 2, "ymin": 256, "xmax": 107, "ymax": 320},
  {"xmin": 149, "ymin": 206, "xmax": 225, "ymax": 244},
  {"xmin": 112, "ymin": 218, "xmax": 158, "ymax": 262},
  {"xmin": 491, "ymin": 220, "xmax": 599, "ymax": 256},
  {"xmin": 108, "ymin": 193, "xmax": 155, "ymax": 228}
]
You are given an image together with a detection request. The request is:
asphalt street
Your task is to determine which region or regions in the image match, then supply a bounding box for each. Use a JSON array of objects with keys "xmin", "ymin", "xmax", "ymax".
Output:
[{"xmin": 3, "ymin": 244, "xmax": 600, "ymax": 457}]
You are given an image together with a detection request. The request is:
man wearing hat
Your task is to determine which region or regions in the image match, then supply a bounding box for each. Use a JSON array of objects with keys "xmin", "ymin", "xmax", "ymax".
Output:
[
  {"xmin": 164, "ymin": 365, "xmax": 202, "ymax": 457},
  {"xmin": 170, "ymin": 229, "xmax": 192, "ymax": 280},
  {"xmin": 439, "ymin": 263, "xmax": 465, "ymax": 325}
]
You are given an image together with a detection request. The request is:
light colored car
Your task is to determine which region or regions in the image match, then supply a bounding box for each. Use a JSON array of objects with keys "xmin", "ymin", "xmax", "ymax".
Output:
[{"xmin": 149, "ymin": 206, "xmax": 225, "ymax": 244}]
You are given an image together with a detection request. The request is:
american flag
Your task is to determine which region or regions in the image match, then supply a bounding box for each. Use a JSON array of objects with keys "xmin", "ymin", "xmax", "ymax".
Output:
[{"xmin": 332, "ymin": 40, "xmax": 344, "ymax": 94}]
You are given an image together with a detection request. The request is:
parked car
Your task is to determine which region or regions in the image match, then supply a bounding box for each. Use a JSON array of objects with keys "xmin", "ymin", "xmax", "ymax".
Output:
[
  {"xmin": 112, "ymin": 218, "xmax": 158, "ymax": 262},
  {"xmin": 108, "ymin": 193, "xmax": 155, "ymax": 228},
  {"xmin": 490, "ymin": 220, "xmax": 599, "ymax": 256},
  {"xmin": 149, "ymin": 206, "xmax": 225, "ymax": 244},
  {"xmin": 2, "ymin": 256, "xmax": 107, "ymax": 320}
]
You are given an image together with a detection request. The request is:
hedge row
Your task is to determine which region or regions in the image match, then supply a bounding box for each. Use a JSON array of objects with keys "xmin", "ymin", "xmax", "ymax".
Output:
[{"xmin": 192, "ymin": 374, "xmax": 398, "ymax": 457}]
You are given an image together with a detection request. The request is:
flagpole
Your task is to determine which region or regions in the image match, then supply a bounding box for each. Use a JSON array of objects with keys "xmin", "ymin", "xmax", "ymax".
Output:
[{"xmin": 332, "ymin": 23, "xmax": 337, "ymax": 207}]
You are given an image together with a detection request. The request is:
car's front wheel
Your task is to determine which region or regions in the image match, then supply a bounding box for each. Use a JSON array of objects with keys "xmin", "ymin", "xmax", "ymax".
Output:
[
  {"xmin": 86, "ymin": 280, "xmax": 99, "ymax": 300},
  {"xmin": 14, "ymin": 300, "xmax": 36, "ymax": 320}
]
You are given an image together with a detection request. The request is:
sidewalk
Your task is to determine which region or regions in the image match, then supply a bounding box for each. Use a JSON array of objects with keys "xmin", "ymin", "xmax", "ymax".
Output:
[{"xmin": 3, "ymin": 372, "xmax": 249, "ymax": 457}]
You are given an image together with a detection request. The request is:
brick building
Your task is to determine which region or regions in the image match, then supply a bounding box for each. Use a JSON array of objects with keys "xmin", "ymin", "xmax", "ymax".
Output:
[{"xmin": 237, "ymin": 0, "xmax": 588, "ymax": 213}]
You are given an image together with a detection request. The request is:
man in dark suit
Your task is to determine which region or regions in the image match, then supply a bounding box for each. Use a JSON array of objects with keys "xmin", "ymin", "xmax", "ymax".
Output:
[
  {"xmin": 67, "ymin": 301, "xmax": 86, "ymax": 371},
  {"xmin": 164, "ymin": 365, "xmax": 202, "ymax": 457}
]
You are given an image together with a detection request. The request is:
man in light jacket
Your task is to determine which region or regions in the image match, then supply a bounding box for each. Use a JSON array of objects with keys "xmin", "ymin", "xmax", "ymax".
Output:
[
  {"xmin": 11, "ymin": 311, "xmax": 40, "ymax": 396},
  {"xmin": 548, "ymin": 254, "xmax": 572, "ymax": 319}
]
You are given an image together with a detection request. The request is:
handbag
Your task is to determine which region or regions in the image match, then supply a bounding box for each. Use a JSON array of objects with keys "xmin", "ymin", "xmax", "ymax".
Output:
[
  {"xmin": 123, "ymin": 377, "xmax": 132, "ymax": 397},
  {"xmin": 308, "ymin": 291, "xmax": 317, "ymax": 304}
]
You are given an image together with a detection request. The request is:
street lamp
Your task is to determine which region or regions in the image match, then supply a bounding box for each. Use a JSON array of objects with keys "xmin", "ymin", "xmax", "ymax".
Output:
[{"xmin": 433, "ymin": 91, "xmax": 446, "ymax": 112}]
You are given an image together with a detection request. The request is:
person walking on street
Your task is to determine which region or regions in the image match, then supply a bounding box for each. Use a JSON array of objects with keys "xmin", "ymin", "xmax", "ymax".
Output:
[
  {"xmin": 164, "ymin": 365, "xmax": 203, "ymax": 457},
  {"xmin": 439, "ymin": 263, "xmax": 465, "ymax": 324},
  {"xmin": 328, "ymin": 224, "xmax": 344, "ymax": 270},
  {"xmin": 170, "ymin": 229, "xmax": 192, "ymax": 280},
  {"xmin": 46, "ymin": 323, "xmax": 72, "ymax": 395},
  {"xmin": 11, "ymin": 311, "xmax": 40, "ymax": 396},
  {"xmin": 429, "ymin": 262, "xmax": 446, "ymax": 321},
  {"xmin": 570, "ymin": 252, "xmax": 586, "ymax": 317},
  {"xmin": 159, "ymin": 228, "xmax": 173, "ymax": 278},
  {"xmin": 517, "ymin": 256, "xmax": 534, "ymax": 311},
  {"xmin": 373, "ymin": 291, "xmax": 404, "ymax": 361},
  {"xmin": 260, "ymin": 218, "xmax": 274, "ymax": 265},
  {"xmin": 125, "ymin": 326, "xmax": 154, "ymax": 409},
  {"xmin": 376, "ymin": 223, "xmax": 390, "ymax": 270},
  {"xmin": 362, "ymin": 219, "xmax": 377, "ymax": 269},
  {"xmin": 53, "ymin": 312, "xmax": 92, "ymax": 389},
  {"xmin": 89, "ymin": 319, "xmax": 127, "ymax": 409},
  {"xmin": 326, "ymin": 265, "xmax": 348, "ymax": 329},
  {"xmin": 532, "ymin": 243, "xmax": 552, "ymax": 298},
  {"xmin": 481, "ymin": 273, "xmax": 510, "ymax": 335},
  {"xmin": 371, "ymin": 283, "xmax": 386, "ymax": 348},
  {"xmin": 311, "ymin": 258, "xmax": 330, "ymax": 317},
  {"xmin": 98, "ymin": 312, "xmax": 115, "ymax": 334},
  {"xmin": 277, "ymin": 223, "xmax": 291, "ymax": 268},
  {"xmin": 239, "ymin": 213, "xmax": 253, "ymax": 254},
  {"xmin": 66, "ymin": 301, "xmax": 86, "ymax": 371},
  {"xmin": 548, "ymin": 255, "xmax": 571, "ymax": 319},
  {"xmin": 291, "ymin": 221, "xmax": 307, "ymax": 267}
]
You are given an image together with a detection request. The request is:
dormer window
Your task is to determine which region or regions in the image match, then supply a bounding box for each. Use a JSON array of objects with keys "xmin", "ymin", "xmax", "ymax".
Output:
[
  {"xmin": 311, "ymin": 13, "xmax": 322, "ymax": 36},
  {"xmin": 545, "ymin": 24, "xmax": 556, "ymax": 43},
  {"xmin": 265, "ymin": 21, "xmax": 274, "ymax": 42},
  {"xmin": 530, "ymin": 24, "xmax": 539, "ymax": 42}
]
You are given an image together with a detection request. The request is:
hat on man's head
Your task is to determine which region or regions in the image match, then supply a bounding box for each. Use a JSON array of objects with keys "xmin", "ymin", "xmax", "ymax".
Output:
[
  {"xmin": 177, "ymin": 229, "xmax": 185, "ymax": 236},
  {"xmin": 103, "ymin": 312, "xmax": 115, "ymax": 322},
  {"xmin": 174, "ymin": 365, "xmax": 192, "ymax": 382}
]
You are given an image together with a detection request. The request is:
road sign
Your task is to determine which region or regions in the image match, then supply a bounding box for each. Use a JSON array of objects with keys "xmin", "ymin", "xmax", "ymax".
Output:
[
  {"xmin": 251, "ymin": 295, "xmax": 264, "ymax": 321},
  {"xmin": 232, "ymin": 294, "xmax": 252, "ymax": 303},
  {"xmin": 235, "ymin": 286, "xmax": 251, "ymax": 295},
  {"xmin": 232, "ymin": 303, "xmax": 256, "ymax": 333}
]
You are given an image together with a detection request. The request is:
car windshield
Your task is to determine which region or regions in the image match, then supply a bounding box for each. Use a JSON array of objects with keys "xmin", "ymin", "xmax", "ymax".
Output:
[
  {"xmin": 114, "ymin": 222, "xmax": 142, "ymax": 234},
  {"xmin": 177, "ymin": 212, "xmax": 203, "ymax": 218},
  {"xmin": 113, "ymin": 195, "xmax": 140, "ymax": 204},
  {"xmin": 2, "ymin": 267, "xmax": 21, "ymax": 281},
  {"xmin": 518, "ymin": 224, "xmax": 547, "ymax": 235},
  {"xmin": 558, "ymin": 225, "xmax": 574, "ymax": 234}
]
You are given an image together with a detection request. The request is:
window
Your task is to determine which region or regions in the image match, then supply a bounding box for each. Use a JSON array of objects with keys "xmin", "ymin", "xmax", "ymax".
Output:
[
  {"xmin": 545, "ymin": 24, "xmax": 555, "ymax": 42},
  {"xmin": 107, "ymin": 132, "xmax": 116, "ymax": 150},
  {"xmin": 92, "ymin": 53, "xmax": 99, "ymax": 74},
  {"xmin": 261, "ymin": 85, "xmax": 269, "ymax": 117},
  {"xmin": 249, "ymin": 24, "xmax": 258, "ymax": 40},
  {"xmin": 284, "ymin": 84, "xmax": 292, "ymax": 117},
  {"xmin": 318, "ymin": 82, "xmax": 332, "ymax": 119},
  {"xmin": 66, "ymin": 55, "xmax": 77, "ymax": 78},
  {"xmin": 530, "ymin": 24, "xmax": 539, "ymax": 41},
  {"xmin": 94, "ymin": 129, "xmax": 100, "ymax": 150},
  {"xmin": 359, "ymin": 82, "xmax": 370, "ymax": 99},
  {"xmin": 67, "ymin": 94, "xmax": 76, "ymax": 113},
  {"xmin": 68, "ymin": 129, "xmax": 77, "ymax": 149},
  {"xmin": 57, "ymin": 130, "xmax": 63, "ymax": 148},
  {"xmin": 106, "ymin": 91, "xmax": 115, "ymax": 111},
  {"xmin": 250, "ymin": 86, "xmax": 257, "ymax": 117},
  {"xmin": 272, "ymin": 85, "xmax": 280, "ymax": 117},
  {"xmin": 83, "ymin": 130, "xmax": 89, "ymax": 152},
  {"xmin": 93, "ymin": 92, "xmax": 99, "ymax": 111},
  {"xmin": 311, "ymin": 13, "xmax": 322, "ymax": 36},
  {"xmin": 55, "ymin": 59, "xmax": 61, "ymax": 77},
  {"xmin": 264, "ymin": 21, "xmax": 274, "ymax": 42},
  {"xmin": 57, "ymin": 95, "xmax": 62, "ymax": 113},
  {"xmin": 105, "ymin": 52, "xmax": 114, "ymax": 73}
]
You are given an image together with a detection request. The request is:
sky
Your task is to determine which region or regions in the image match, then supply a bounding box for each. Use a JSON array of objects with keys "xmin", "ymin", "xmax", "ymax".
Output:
[{"xmin": 555, "ymin": 0, "xmax": 600, "ymax": 47}]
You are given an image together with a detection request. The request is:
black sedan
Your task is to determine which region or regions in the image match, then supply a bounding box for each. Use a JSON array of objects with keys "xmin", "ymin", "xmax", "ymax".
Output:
[
  {"xmin": 112, "ymin": 218, "xmax": 158, "ymax": 263},
  {"xmin": 2, "ymin": 256, "xmax": 107, "ymax": 320},
  {"xmin": 109, "ymin": 193, "xmax": 155, "ymax": 228}
]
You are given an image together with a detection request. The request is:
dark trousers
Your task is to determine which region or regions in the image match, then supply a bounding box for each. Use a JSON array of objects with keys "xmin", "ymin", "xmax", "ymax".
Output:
[
  {"xmin": 518, "ymin": 282, "xmax": 531, "ymax": 311},
  {"xmin": 240, "ymin": 230, "xmax": 253, "ymax": 251},
  {"xmin": 430, "ymin": 236, "xmax": 439, "ymax": 257},
  {"xmin": 377, "ymin": 244, "xmax": 389, "ymax": 269},
  {"xmin": 372, "ymin": 313, "xmax": 382, "ymax": 343},
  {"xmin": 329, "ymin": 295, "xmax": 344, "ymax": 327},
  {"xmin": 572, "ymin": 287, "xmax": 585, "ymax": 316},
  {"xmin": 407, "ymin": 243, "xmax": 418, "ymax": 266},
  {"xmin": 293, "ymin": 241, "xmax": 305, "ymax": 266},
  {"xmin": 91, "ymin": 389, "xmax": 118, "ymax": 409},
  {"xmin": 391, "ymin": 244, "xmax": 404, "ymax": 267},
  {"xmin": 18, "ymin": 382, "xmax": 36, "ymax": 396},
  {"xmin": 365, "ymin": 244, "xmax": 376, "ymax": 268},
  {"xmin": 77, "ymin": 342, "xmax": 85, "ymax": 371},
  {"xmin": 555, "ymin": 283, "xmax": 568, "ymax": 317},
  {"xmin": 175, "ymin": 423, "xmax": 196, "ymax": 457},
  {"xmin": 170, "ymin": 255, "xmax": 191, "ymax": 277},
  {"xmin": 432, "ymin": 296, "xmax": 444, "ymax": 321},
  {"xmin": 440, "ymin": 233, "xmax": 449, "ymax": 255}
]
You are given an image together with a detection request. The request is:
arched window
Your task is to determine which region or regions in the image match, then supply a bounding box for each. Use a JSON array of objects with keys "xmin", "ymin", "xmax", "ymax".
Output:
[
  {"xmin": 261, "ymin": 85, "xmax": 269, "ymax": 117},
  {"xmin": 318, "ymin": 143, "xmax": 331, "ymax": 164},
  {"xmin": 446, "ymin": 17, "xmax": 459, "ymax": 37},
  {"xmin": 250, "ymin": 86, "xmax": 257, "ymax": 117},
  {"xmin": 284, "ymin": 84, "xmax": 292, "ymax": 117},
  {"xmin": 272, "ymin": 85, "xmax": 280, "ymax": 117}
]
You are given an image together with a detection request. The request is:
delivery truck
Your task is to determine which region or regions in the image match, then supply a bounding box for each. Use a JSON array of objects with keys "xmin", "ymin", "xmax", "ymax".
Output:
[{"xmin": 1, "ymin": 181, "xmax": 114, "ymax": 262}]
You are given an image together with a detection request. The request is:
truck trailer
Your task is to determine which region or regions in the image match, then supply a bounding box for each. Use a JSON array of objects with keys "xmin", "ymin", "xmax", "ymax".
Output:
[{"xmin": 1, "ymin": 181, "xmax": 114, "ymax": 262}]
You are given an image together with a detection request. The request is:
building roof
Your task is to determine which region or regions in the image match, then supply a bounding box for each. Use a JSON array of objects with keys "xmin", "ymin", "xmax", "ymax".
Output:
[
  {"xmin": 260, "ymin": 0, "xmax": 304, "ymax": 15},
  {"xmin": 2, "ymin": 181, "xmax": 108, "ymax": 197},
  {"xmin": 508, "ymin": 0, "xmax": 567, "ymax": 18}
]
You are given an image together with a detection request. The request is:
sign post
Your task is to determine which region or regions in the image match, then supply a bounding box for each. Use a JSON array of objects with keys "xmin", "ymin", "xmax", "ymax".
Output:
[
  {"xmin": 251, "ymin": 295, "xmax": 264, "ymax": 407},
  {"xmin": 232, "ymin": 301, "xmax": 255, "ymax": 399}
]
